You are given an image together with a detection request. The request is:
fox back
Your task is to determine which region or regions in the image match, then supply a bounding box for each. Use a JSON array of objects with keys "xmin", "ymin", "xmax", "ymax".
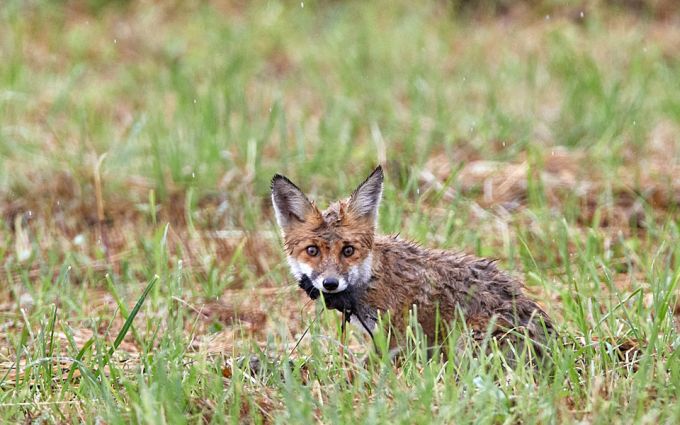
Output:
[{"xmin": 271, "ymin": 166, "xmax": 553, "ymax": 357}]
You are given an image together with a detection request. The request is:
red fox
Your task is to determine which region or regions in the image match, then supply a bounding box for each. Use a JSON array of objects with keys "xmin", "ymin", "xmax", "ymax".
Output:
[{"xmin": 271, "ymin": 166, "xmax": 553, "ymax": 359}]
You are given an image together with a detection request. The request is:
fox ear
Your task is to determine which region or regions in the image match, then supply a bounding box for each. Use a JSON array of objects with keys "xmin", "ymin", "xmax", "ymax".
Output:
[
  {"xmin": 348, "ymin": 165, "xmax": 383, "ymax": 224},
  {"xmin": 271, "ymin": 174, "xmax": 314, "ymax": 231}
]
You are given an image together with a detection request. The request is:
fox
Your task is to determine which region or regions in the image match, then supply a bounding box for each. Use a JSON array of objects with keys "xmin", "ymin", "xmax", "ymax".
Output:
[{"xmin": 271, "ymin": 165, "xmax": 554, "ymax": 360}]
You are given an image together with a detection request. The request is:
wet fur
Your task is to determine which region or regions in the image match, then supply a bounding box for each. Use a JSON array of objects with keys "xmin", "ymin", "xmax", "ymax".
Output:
[{"xmin": 272, "ymin": 167, "xmax": 554, "ymax": 358}]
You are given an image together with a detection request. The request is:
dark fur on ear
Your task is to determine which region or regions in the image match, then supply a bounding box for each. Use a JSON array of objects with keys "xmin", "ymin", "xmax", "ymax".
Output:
[
  {"xmin": 271, "ymin": 174, "xmax": 314, "ymax": 231},
  {"xmin": 348, "ymin": 165, "xmax": 384, "ymax": 224}
]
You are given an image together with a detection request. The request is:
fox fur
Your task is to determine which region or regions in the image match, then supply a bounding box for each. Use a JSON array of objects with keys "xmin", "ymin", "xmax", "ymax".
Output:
[{"xmin": 271, "ymin": 166, "xmax": 554, "ymax": 358}]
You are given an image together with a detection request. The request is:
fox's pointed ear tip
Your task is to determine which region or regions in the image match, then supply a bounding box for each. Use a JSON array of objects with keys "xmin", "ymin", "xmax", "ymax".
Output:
[
  {"xmin": 373, "ymin": 165, "xmax": 384, "ymax": 179},
  {"xmin": 271, "ymin": 174, "xmax": 289, "ymax": 188}
]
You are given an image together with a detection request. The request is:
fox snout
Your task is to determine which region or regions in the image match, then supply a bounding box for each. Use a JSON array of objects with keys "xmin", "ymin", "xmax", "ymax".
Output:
[
  {"xmin": 322, "ymin": 277, "xmax": 339, "ymax": 291},
  {"xmin": 313, "ymin": 272, "xmax": 347, "ymax": 293}
]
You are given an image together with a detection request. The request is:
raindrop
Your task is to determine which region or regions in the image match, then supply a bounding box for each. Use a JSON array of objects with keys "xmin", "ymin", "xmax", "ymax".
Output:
[
  {"xmin": 192, "ymin": 172, "xmax": 196, "ymax": 179},
  {"xmin": 114, "ymin": 38, "xmax": 118, "ymax": 44},
  {"xmin": 300, "ymin": 1, "xmax": 304, "ymax": 7},
  {"xmin": 19, "ymin": 293, "xmax": 34, "ymax": 307},
  {"xmin": 27, "ymin": 210, "xmax": 32, "ymax": 217},
  {"xmin": 580, "ymin": 11, "xmax": 584, "ymax": 18},
  {"xmin": 545, "ymin": 14, "xmax": 551, "ymax": 20},
  {"xmin": 502, "ymin": 141, "xmax": 506, "ymax": 147},
  {"xmin": 193, "ymin": 99, "xmax": 197, "ymax": 104}
]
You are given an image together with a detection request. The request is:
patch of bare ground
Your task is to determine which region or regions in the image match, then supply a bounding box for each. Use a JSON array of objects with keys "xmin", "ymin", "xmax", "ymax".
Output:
[{"xmin": 420, "ymin": 126, "xmax": 680, "ymax": 233}]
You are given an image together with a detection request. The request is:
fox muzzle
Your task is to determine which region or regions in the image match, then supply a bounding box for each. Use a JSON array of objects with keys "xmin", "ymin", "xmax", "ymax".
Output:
[{"xmin": 322, "ymin": 277, "xmax": 339, "ymax": 291}]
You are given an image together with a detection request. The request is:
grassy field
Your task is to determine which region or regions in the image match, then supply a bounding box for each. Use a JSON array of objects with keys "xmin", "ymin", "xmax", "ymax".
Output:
[{"xmin": 1, "ymin": 0, "xmax": 680, "ymax": 423}]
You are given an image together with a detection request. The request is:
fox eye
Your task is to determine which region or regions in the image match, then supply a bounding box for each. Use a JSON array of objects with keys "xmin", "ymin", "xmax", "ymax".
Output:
[
  {"xmin": 342, "ymin": 245, "xmax": 355, "ymax": 258},
  {"xmin": 306, "ymin": 245, "xmax": 319, "ymax": 257}
]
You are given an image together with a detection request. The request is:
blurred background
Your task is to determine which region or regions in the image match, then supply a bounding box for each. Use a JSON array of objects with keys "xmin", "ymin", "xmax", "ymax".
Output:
[
  {"xmin": 2, "ymin": 0, "xmax": 679, "ymax": 240},
  {"xmin": 1, "ymin": 1, "xmax": 680, "ymax": 422}
]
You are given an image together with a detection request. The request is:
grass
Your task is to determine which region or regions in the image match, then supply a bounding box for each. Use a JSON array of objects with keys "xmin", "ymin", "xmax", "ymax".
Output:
[{"xmin": 1, "ymin": 0, "xmax": 680, "ymax": 423}]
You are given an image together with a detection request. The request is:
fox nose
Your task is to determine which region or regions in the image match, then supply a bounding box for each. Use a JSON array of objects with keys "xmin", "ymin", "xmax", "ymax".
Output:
[{"xmin": 322, "ymin": 277, "xmax": 339, "ymax": 291}]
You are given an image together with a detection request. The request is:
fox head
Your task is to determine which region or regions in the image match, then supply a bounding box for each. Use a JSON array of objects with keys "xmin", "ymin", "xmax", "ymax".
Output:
[{"xmin": 271, "ymin": 166, "xmax": 383, "ymax": 294}]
